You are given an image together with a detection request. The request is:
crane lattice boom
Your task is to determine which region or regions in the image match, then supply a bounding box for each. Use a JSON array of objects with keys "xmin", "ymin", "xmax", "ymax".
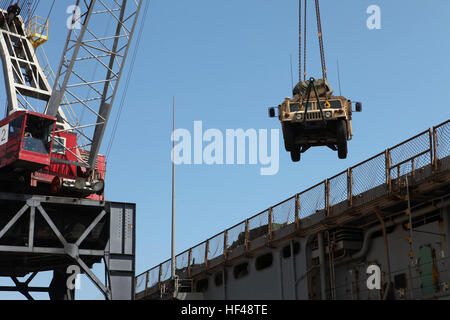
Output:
[
  {"xmin": 0, "ymin": 0, "xmax": 143, "ymax": 198},
  {"xmin": 46, "ymin": 0, "xmax": 143, "ymax": 170}
]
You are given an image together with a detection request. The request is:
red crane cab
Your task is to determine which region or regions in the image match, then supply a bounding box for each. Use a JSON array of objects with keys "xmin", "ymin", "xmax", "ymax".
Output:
[
  {"xmin": 0, "ymin": 111, "xmax": 105, "ymax": 199},
  {"xmin": 0, "ymin": 110, "xmax": 56, "ymax": 174}
]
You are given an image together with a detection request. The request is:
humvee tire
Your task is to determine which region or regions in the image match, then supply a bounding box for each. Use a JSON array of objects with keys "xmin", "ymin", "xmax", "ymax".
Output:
[
  {"xmin": 337, "ymin": 120, "xmax": 348, "ymax": 159},
  {"xmin": 282, "ymin": 123, "xmax": 294, "ymax": 152},
  {"xmin": 291, "ymin": 150, "xmax": 301, "ymax": 162}
]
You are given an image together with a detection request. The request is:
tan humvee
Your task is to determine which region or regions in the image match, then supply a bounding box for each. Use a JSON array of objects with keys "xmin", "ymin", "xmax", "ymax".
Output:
[{"xmin": 269, "ymin": 78, "xmax": 362, "ymax": 162}]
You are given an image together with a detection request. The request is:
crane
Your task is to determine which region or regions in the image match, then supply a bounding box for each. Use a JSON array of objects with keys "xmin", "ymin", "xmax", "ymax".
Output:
[
  {"xmin": 269, "ymin": 0, "xmax": 362, "ymax": 162},
  {"xmin": 0, "ymin": 0, "xmax": 143, "ymax": 198}
]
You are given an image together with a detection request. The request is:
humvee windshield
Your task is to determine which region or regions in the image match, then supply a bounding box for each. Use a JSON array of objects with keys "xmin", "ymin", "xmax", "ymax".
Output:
[{"xmin": 289, "ymin": 100, "xmax": 342, "ymax": 112}]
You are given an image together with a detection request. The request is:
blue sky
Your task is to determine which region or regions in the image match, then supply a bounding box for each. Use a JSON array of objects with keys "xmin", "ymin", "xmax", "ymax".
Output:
[{"xmin": 0, "ymin": 0, "xmax": 449, "ymax": 299}]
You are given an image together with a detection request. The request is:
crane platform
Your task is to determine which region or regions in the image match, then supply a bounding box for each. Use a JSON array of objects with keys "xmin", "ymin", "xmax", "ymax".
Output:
[{"xmin": 0, "ymin": 193, "xmax": 136, "ymax": 300}]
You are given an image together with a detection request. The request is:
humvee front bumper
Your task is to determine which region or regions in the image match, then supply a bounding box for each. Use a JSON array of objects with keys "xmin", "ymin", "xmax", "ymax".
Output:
[{"xmin": 281, "ymin": 108, "xmax": 346, "ymax": 123}]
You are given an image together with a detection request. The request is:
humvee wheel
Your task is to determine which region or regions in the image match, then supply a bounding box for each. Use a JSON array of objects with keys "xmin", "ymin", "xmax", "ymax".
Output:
[
  {"xmin": 282, "ymin": 124, "xmax": 295, "ymax": 152},
  {"xmin": 291, "ymin": 150, "xmax": 301, "ymax": 162},
  {"xmin": 337, "ymin": 120, "xmax": 348, "ymax": 159}
]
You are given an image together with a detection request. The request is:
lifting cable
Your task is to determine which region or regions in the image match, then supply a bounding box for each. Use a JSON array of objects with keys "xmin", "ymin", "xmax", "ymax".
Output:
[
  {"xmin": 105, "ymin": 0, "xmax": 151, "ymax": 160},
  {"xmin": 44, "ymin": 0, "xmax": 54, "ymax": 23},
  {"xmin": 303, "ymin": 0, "xmax": 307, "ymax": 81},
  {"xmin": 298, "ymin": 0, "xmax": 301, "ymax": 82},
  {"xmin": 298, "ymin": 0, "xmax": 327, "ymax": 82},
  {"xmin": 315, "ymin": 0, "xmax": 327, "ymax": 81}
]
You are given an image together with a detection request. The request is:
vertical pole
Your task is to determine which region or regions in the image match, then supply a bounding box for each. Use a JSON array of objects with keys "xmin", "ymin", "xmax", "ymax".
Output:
[
  {"xmin": 171, "ymin": 96, "xmax": 176, "ymax": 280},
  {"xmin": 325, "ymin": 180, "xmax": 330, "ymax": 215}
]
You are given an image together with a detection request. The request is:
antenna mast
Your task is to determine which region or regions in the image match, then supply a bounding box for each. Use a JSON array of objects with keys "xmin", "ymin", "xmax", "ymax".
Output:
[{"xmin": 171, "ymin": 96, "xmax": 176, "ymax": 281}]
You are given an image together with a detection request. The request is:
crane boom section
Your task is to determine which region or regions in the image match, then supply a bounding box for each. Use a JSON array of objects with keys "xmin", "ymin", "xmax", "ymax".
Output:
[
  {"xmin": 46, "ymin": 0, "xmax": 143, "ymax": 170},
  {"xmin": 0, "ymin": 9, "xmax": 52, "ymax": 116}
]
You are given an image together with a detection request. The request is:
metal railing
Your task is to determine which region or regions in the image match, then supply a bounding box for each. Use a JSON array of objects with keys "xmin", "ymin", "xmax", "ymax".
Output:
[
  {"xmin": 27, "ymin": 16, "xmax": 49, "ymax": 49},
  {"xmin": 135, "ymin": 119, "xmax": 450, "ymax": 296}
]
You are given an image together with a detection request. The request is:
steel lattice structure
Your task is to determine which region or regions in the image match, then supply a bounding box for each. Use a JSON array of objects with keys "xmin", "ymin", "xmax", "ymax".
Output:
[
  {"xmin": 0, "ymin": 0, "xmax": 142, "ymax": 300},
  {"xmin": 45, "ymin": 0, "xmax": 142, "ymax": 169},
  {"xmin": 0, "ymin": 10, "xmax": 52, "ymax": 115},
  {"xmin": 0, "ymin": 193, "xmax": 136, "ymax": 300}
]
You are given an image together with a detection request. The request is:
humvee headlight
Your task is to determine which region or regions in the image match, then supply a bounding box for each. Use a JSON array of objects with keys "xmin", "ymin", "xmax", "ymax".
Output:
[
  {"xmin": 296, "ymin": 113, "xmax": 303, "ymax": 121},
  {"xmin": 325, "ymin": 111, "xmax": 332, "ymax": 119}
]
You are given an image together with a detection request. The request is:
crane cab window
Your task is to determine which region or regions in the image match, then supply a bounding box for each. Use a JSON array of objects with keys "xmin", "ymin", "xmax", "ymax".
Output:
[
  {"xmin": 22, "ymin": 115, "xmax": 54, "ymax": 155},
  {"xmin": 8, "ymin": 115, "xmax": 24, "ymax": 139},
  {"xmin": 52, "ymin": 136, "xmax": 66, "ymax": 155}
]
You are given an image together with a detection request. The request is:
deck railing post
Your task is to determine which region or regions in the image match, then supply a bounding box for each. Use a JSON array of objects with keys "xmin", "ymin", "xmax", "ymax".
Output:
[
  {"xmin": 325, "ymin": 180, "xmax": 330, "ymax": 215},
  {"xmin": 158, "ymin": 264, "xmax": 162, "ymax": 289},
  {"xmin": 188, "ymin": 249, "xmax": 192, "ymax": 278},
  {"xmin": 245, "ymin": 220, "xmax": 249, "ymax": 253},
  {"xmin": 223, "ymin": 230, "xmax": 228, "ymax": 260},
  {"xmin": 433, "ymin": 126, "xmax": 439, "ymax": 171},
  {"xmin": 385, "ymin": 149, "xmax": 391, "ymax": 194},
  {"xmin": 145, "ymin": 270, "xmax": 149, "ymax": 295},
  {"xmin": 347, "ymin": 168, "xmax": 353, "ymax": 207},
  {"xmin": 205, "ymin": 240, "xmax": 209, "ymax": 270},
  {"xmin": 295, "ymin": 194, "xmax": 300, "ymax": 229},
  {"xmin": 268, "ymin": 208, "xmax": 273, "ymax": 242},
  {"xmin": 134, "ymin": 277, "xmax": 138, "ymax": 296},
  {"xmin": 429, "ymin": 128, "xmax": 434, "ymax": 169}
]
